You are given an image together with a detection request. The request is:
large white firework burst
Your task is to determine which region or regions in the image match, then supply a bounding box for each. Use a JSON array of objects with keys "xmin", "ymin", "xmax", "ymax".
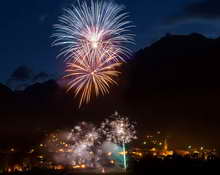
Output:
[{"xmin": 52, "ymin": 0, "xmax": 134, "ymax": 63}]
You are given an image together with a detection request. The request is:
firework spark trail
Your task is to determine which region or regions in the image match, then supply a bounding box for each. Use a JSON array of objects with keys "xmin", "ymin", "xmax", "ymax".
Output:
[{"xmin": 101, "ymin": 111, "xmax": 137, "ymax": 169}]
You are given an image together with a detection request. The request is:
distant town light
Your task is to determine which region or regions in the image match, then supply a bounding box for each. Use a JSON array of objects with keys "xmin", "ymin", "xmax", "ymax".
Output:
[
  {"xmin": 107, "ymin": 152, "xmax": 112, "ymax": 156},
  {"xmin": 29, "ymin": 149, "xmax": 35, "ymax": 153},
  {"xmin": 81, "ymin": 164, "xmax": 86, "ymax": 168},
  {"xmin": 110, "ymin": 160, "xmax": 115, "ymax": 164}
]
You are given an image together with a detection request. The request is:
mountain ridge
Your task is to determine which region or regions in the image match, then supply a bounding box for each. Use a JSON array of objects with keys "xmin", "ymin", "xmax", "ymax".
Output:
[{"xmin": 1, "ymin": 33, "xmax": 220, "ymax": 148}]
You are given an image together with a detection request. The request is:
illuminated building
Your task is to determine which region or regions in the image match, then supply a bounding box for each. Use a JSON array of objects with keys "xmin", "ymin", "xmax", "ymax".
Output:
[{"xmin": 160, "ymin": 138, "xmax": 173, "ymax": 156}]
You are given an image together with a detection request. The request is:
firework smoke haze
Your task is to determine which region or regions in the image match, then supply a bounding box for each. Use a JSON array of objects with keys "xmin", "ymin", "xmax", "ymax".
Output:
[
  {"xmin": 45, "ymin": 122, "xmax": 102, "ymax": 167},
  {"xmin": 45, "ymin": 115, "xmax": 137, "ymax": 169},
  {"xmin": 68, "ymin": 122, "xmax": 101, "ymax": 166}
]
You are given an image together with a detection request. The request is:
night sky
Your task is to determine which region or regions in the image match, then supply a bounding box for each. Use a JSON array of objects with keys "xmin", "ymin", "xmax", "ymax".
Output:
[
  {"xmin": 1, "ymin": 0, "xmax": 220, "ymax": 149},
  {"xmin": 1, "ymin": 0, "xmax": 220, "ymax": 83}
]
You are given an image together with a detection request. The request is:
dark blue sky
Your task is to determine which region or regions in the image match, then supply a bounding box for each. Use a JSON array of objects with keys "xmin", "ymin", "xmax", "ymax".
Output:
[{"xmin": 1, "ymin": 0, "xmax": 220, "ymax": 84}]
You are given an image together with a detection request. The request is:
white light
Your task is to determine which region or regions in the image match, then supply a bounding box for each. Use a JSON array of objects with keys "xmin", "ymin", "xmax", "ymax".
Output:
[{"xmin": 89, "ymin": 33, "xmax": 99, "ymax": 49}]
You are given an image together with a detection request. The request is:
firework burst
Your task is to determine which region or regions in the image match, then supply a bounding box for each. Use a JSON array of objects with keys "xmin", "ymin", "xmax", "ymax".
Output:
[
  {"xmin": 67, "ymin": 122, "xmax": 101, "ymax": 166},
  {"xmin": 65, "ymin": 53, "xmax": 121, "ymax": 106},
  {"xmin": 52, "ymin": 0, "xmax": 134, "ymax": 63},
  {"xmin": 53, "ymin": 0, "xmax": 134, "ymax": 106},
  {"xmin": 101, "ymin": 111, "xmax": 137, "ymax": 144},
  {"xmin": 101, "ymin": 111, "xmax": 137, "ymax": 169}
]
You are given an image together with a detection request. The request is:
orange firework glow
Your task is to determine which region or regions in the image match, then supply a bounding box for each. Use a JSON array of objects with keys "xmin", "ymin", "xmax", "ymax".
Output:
[{"xmin": 65, "ymin": 51, "xmax": 121, "ymax": 106}]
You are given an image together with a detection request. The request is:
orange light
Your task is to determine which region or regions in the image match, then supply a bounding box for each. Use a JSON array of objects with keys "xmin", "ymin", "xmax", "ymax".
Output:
[
  {"xmin": 107, "ymin": 152, "xmax": 112, "ymax": 156},
  {"xmin": 58, "ymin": 148, "xmax": 64, "ymax": 152},
  {"xmin": 54, "ymin": 165, "xmax": 64, "ymax": 170},
  {"xmin": 110, "ymin": 160, "xmax": 115, "ymax": 164},
  {"xmin": 81, "ymin": 164, "xmax": 86, "ymax": 168}
]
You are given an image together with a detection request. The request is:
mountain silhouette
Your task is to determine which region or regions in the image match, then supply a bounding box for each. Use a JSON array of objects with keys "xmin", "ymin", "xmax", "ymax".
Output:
[
  {"xmin": 0, "ymin": 83, "xmax": 13, "ymax": 98},
  {"xmin": 1, "ymin": 33, "xmax": 220, "ymax": 149},
  {"xmin": 129, "ymin": 33, "xmax": 220, "ymax": 91}
]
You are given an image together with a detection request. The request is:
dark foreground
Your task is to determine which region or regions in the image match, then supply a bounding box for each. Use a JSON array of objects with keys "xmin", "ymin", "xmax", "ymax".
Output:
[{"xmin": 1, "ymin": 157, "xmax": 220, "ymax": 175}]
